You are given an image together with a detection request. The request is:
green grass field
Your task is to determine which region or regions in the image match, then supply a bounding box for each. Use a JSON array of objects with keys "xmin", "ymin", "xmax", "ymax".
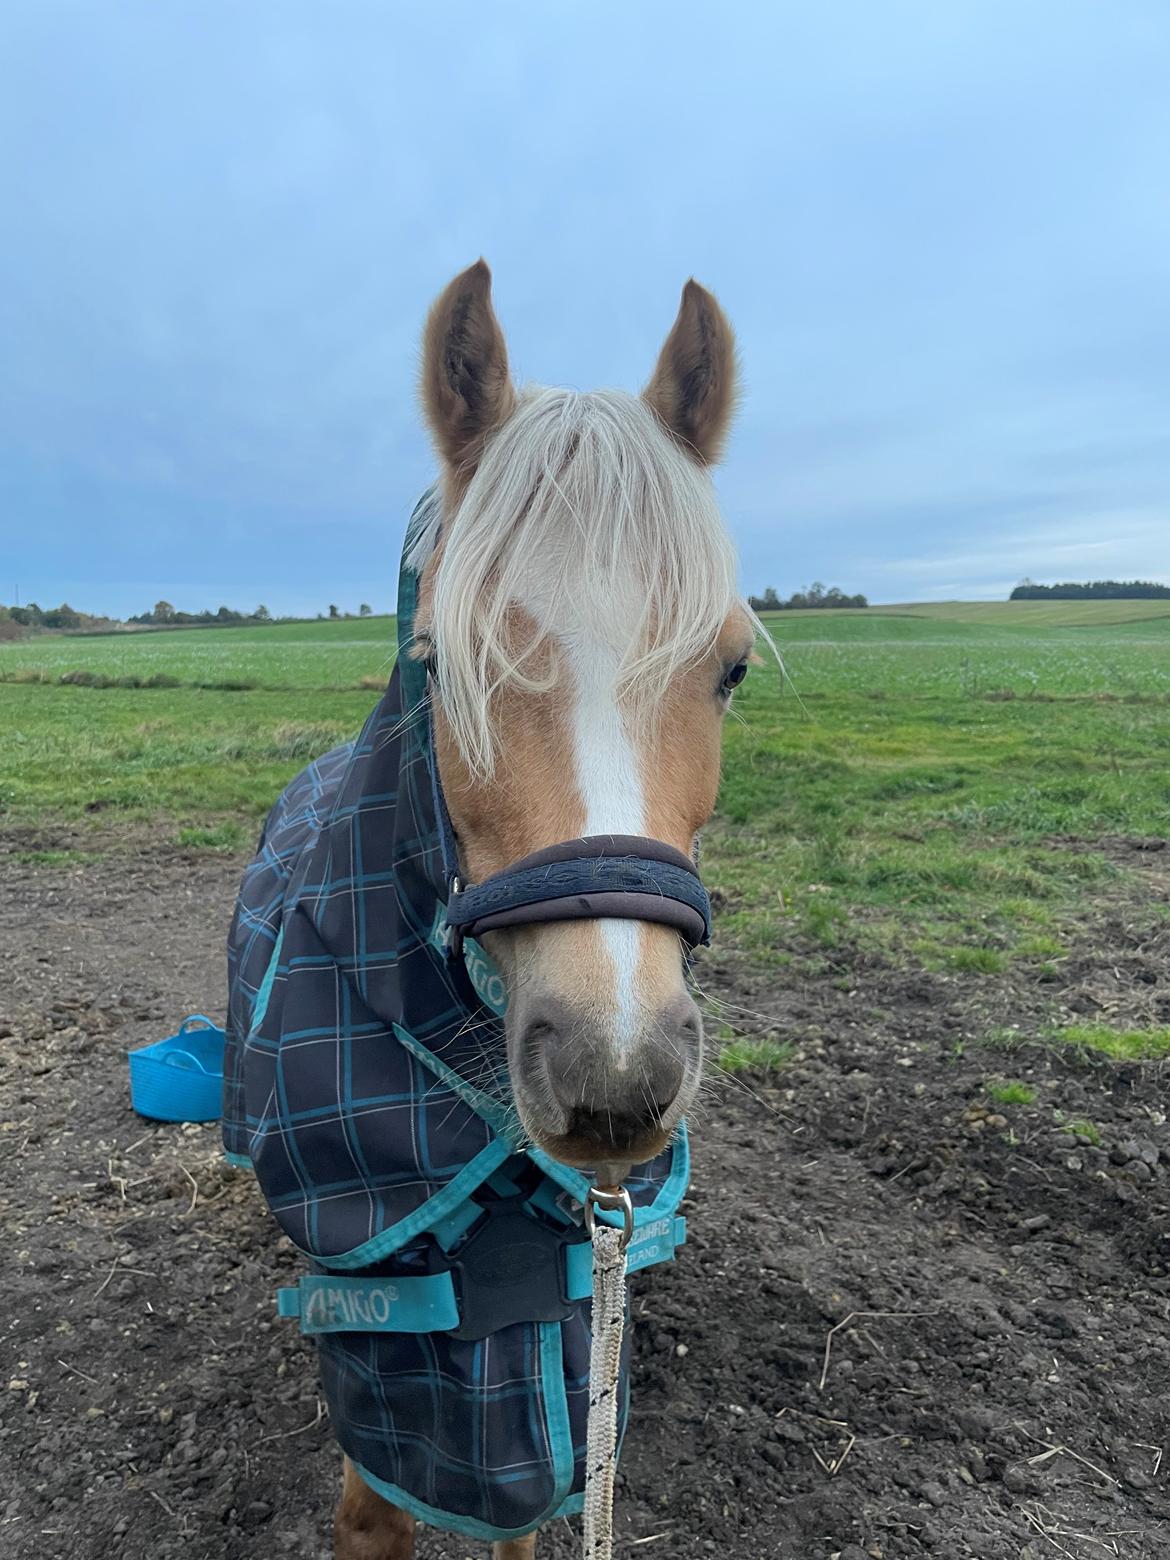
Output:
[
  {"xmin": 4, "ymin": 602, "xmax": 1168, "ymax": 978},
  {"xmin": 6, "ymin": 602, "xmax": 1170, "ymax": 698},
  {"xmin": 0, "ymin": 615, "xmax": 399, "ymax": 691}
]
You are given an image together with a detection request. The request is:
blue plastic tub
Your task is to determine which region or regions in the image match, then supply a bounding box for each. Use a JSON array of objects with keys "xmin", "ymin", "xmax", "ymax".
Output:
[{"xmin": 128, "ymin": 1014, "xmax": 225, "ymax": 1122}]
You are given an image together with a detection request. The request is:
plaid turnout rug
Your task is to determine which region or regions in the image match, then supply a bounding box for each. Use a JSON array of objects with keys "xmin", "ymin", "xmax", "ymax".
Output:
[{"xmin": 223, "ymin": 494, "xmax": 689, "ymax": 1542}]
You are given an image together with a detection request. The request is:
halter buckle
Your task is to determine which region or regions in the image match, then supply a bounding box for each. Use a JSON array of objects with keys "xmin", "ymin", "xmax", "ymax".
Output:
[{"xmin": 443, "ymin": 876, "xmax": 466, "ymax": 960}]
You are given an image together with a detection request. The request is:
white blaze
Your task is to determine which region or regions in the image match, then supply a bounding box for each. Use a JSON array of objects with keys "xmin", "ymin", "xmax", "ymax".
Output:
[{"xmin": 566, "ymin": 636, "xmax": 646, "ymax": 1057}]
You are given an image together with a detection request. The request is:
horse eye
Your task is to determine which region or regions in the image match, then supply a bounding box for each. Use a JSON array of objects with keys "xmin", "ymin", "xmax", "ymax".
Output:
[
  {"xmin": 721, "ymin": 662, "xmax": 748, "ymax": 695},
  {"xmin": 416, "ymin": 639, "xmax": 439, "ymax": 685}
]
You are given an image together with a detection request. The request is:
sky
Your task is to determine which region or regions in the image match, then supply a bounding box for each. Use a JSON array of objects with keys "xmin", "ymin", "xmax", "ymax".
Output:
[{"xmin": 2, "ymin": 1, "xmax": 1168, "ymax": 618}]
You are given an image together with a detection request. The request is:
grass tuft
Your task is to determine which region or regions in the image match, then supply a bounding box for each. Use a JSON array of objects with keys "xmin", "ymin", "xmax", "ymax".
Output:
[
  {"xmin": 985, "ymin": 1078, "xmax": 1036, "ymax": 1105},
  {"xmin": 178, "ymin": 821, "xmax": 248, "ymax": 851},
  {"xmin": 10, "ymin": 848, "xmax": 96, "ymax": 867},
  {"xmin": 982, "ymin": 1024, "xmax": 1170, "ymax": 1062},
  {"xmin": 716, "ymin": 1037, "xmax": 793, "ymax": 1074},
  {"xmin": 946, "ymin": 946, "xmax": 1008, "ymax": 974},
  {"xmin": 1062, "ymin": 1117, "xmax": 1102, "ymax": 1145},
  {"xmin": 1015, "ymin": 934, "xmax": 1065, "ymax": 958},
  {"xmin": 980, "ymin": 1026, "xmax": 1025, "ymax": 1049},
  {"xmin": 1051, "ymin": 1024, "xmax": 1170, "ymax": 1061}
]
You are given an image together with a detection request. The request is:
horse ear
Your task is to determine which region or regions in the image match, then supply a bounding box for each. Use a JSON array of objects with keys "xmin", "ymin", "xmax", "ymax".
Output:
[
  {"xmin": 644, "ymin": 280, "xmax": 738, "ymax": 465},
  {"xmin": 421, "ymin": 260, "xmax": 516, "ymax": 478}
]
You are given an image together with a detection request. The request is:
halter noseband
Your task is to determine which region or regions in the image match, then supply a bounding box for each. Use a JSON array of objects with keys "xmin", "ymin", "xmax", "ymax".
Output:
[{"xmin": 427, "ymin": 719, "xmax": 712, "ymax": 961}]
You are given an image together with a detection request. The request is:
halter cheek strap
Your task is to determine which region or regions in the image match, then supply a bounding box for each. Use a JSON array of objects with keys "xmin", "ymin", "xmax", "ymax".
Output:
[{"xmin": 426, "ymin": 716, "xmax": 712, "ymax": 959}]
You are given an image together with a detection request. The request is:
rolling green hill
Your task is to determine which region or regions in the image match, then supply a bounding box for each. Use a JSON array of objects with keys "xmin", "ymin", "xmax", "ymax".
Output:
[{"xmin": 764, "ymin": 599, "xmax": 1170, "ymax": 630}]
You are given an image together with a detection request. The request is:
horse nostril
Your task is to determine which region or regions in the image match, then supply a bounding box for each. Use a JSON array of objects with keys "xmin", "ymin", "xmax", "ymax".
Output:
[
  {"xmin": 520, "ymin": 1016, "xmax": 558, "ymax": 1067},
  {"xmin": 517, "ymin": 1002, "xmax": 580, "ymax": 1111},
  {"xmin": 677, "ymin": 1007, "xmax": 702, "ymax": 1047},
  {"xmin": 640, "ymin": 1046, "xmax": 687, "ymax": 1115}
]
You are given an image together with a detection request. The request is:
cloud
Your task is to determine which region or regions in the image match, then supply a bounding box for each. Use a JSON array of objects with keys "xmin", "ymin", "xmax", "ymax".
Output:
[
  {"xmin": 1, "ymin": 2, "xmax": 1168, "ymax": 615},
  {"xmin": 864, "ymin": 511, "xmax": 1170, "ymax": 602}
]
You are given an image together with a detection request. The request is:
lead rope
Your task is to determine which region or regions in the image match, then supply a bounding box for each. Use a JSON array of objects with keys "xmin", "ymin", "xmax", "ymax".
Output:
[{"xmin": 583, "ymin": 1187, "xmax": 634, "ymax": 1560}]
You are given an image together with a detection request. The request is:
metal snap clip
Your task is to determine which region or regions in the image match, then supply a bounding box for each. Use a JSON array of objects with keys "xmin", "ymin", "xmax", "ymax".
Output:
[{"xmin": 584, "ymin": 1183, "xmax": 634, "ymax": 1254}]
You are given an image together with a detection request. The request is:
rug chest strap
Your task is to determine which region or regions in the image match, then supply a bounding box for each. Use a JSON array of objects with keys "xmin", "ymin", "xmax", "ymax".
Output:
[{"xmin": 276, "ymin": 1215, "xmax": 685, "ymax": 1337}]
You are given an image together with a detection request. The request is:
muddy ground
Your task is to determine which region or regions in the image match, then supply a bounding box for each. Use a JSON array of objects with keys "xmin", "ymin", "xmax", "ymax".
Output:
[{"xmin": 1, "ymin": 826, "xmax": 1168, "ymax": 1560}]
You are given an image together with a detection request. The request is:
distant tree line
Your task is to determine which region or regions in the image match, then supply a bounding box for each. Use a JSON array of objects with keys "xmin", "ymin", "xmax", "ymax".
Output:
[
  {"xmin": 748, "ymin": 582, "xmax": 868, "ymax": 611},
  {"xmin": 129, "ymin": 600, "xmax": 271, "ymax": 626},
  {"xmin": 1010, "ymin": 579, "xmax": 1170, "ymax": 601},
  {"xmin": 7, "ymin": 601, "xmax": 84, "ymax": 628},
  {"xmin": 1, "ymin": 601, "xmax": 110, "ymax": 635},
  {"xmin": 129, "ymin": 600, "xmax": 377, "ymax": 626},
  {"xmin": 2, "ymin": 598, "xmax": 381, "ymax": 637}
]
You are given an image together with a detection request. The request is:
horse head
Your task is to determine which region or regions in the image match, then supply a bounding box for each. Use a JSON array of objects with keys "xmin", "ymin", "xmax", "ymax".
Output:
[{"xmin": 412, "ymin": 261, "xmax": 754, "ymax": 1178}]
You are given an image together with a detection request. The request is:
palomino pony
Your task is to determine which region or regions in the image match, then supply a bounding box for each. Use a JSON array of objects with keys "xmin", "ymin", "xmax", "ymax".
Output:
[{"xmin": 223, "ymin": 262, "xmax": 752, "ymax": 1558}]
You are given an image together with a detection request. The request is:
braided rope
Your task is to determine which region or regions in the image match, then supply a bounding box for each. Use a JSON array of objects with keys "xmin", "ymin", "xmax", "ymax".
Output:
[{"xmin": 583, "ymin": 1221, "xmax": 627, "ymax": 1560}]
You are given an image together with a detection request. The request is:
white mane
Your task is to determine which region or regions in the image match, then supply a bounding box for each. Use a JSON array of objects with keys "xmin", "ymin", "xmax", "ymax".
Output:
[{"xmin": 409, "ymin": 386, "xmax": 741, "ymax": 776}]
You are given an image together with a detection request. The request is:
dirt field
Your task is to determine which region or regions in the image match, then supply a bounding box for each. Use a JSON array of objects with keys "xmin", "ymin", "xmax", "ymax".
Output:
[{"xmin": 2, "ymin": 827, "xmax": 1168, "ymax": 1560}]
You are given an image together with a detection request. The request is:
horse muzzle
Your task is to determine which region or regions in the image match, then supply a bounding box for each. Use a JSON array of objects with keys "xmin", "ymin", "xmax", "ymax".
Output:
[{"xmin": 507, "ymin": 985, "xmax": 703, "ymax": 1169}]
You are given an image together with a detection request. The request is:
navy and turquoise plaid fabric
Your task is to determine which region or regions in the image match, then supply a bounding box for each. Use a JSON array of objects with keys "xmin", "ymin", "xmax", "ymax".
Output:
[{"xmin": 223, "ymin": 494, "xmax": 685, "ymax": 1540}]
